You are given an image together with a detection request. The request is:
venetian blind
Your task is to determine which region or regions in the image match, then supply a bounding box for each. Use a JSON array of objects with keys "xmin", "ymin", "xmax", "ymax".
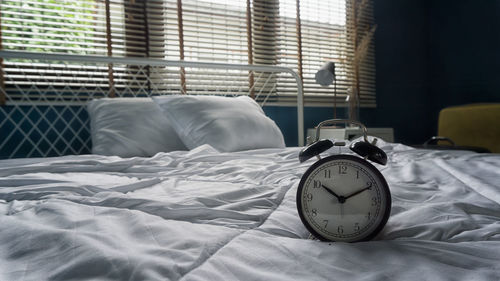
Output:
[
  {"xmin": 178, "ymin": 0, "xmax": 249, "ymax": 95},
  {"xmin": 0, "ymin": 0, "xmax": 376, "ymax": 106},
  {"xmin": 0, "ymin": 0, "xmax": 158, "ymax": 56},
  {"xmin": 276, "ymin": 0, "xmax": 375, "ymax": 106},
  {"xmin": 151, "ymin": 0, "xmax": 376, "ymax": 106},
  {"xmin": 152, "ymin": 0, "xmax": 375, "ymax": 106},
  {"xmin": 1, "ymin": 0, "xmax": 107, "ymax": 55},
  {"xmin": 0, "ymin": 0, "xmax": 142, "ymax": 100}
]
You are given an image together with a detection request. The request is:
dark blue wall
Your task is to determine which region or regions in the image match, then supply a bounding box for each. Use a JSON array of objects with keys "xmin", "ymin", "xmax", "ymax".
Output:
[
  {"xmin": 363, "ymin": 0, "xmax": 431, "ymax": 144},
  {"xmin": 428, "ymin": 1, "xmax": 500, "ymax": 112},
  {"xmin": 369, "ymin": 0, "xmax": 500, "ymax": 145}
]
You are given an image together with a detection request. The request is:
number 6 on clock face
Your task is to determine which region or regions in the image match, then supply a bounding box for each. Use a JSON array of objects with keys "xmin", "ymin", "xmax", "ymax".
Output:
[{"xmin": 297, "ymin": 154, "xmax": 391, "ymax": 242}]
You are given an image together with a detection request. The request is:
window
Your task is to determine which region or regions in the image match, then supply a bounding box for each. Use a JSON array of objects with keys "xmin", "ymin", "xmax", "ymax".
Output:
[
  {"xmin": 279, "ymin": 0, "xmax": 376, "ymax": 108},
  {"xmin": 1, "ymin": 0, "xmax": 108, "ymax": 55},
  {"xmin": 0, "ymin": 0, "xmax": 375, "ymax": 107}
]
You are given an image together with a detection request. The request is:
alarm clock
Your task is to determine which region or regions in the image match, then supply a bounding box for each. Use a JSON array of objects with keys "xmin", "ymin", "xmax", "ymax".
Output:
[{"xmin": 296, "ymin": 119, "xmax": 391, "ymax": 242}]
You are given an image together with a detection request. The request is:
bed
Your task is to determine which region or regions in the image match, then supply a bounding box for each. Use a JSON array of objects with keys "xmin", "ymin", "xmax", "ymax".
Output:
[{"xmin": 0, "ymin": 51, "xmax": 499, "ymax": 280}]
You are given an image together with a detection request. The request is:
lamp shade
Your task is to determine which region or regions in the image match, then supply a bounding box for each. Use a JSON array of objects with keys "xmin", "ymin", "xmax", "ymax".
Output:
[{"xmin": 315, "ymin": 61, "xmax": 335, "ymax": 86}]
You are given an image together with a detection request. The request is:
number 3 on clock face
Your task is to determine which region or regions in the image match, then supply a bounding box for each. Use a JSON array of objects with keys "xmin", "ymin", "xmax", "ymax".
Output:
[{"xmin": 297, "ymin": 154, "xmax": 391, "ymax": 242}]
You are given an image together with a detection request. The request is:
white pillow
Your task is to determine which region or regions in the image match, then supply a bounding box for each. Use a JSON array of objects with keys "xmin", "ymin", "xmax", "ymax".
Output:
[
  {"xmin": 152, "ymin": 95, "xmax": 285, "ymax": 152},
  {"xmin": 87, "ymin": 98, "xmax": 186, "ymax": 157}
]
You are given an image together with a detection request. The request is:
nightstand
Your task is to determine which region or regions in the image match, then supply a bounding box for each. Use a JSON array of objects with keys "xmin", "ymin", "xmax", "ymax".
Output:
[{"xmin": 307, "ymin": 127, "xmax": 394, "ymax": 143}]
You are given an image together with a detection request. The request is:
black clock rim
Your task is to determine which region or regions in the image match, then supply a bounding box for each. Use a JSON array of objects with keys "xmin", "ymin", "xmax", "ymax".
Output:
[{"xmin": 296, "ymin": 154, "xmax": 392, "ymax": 243}]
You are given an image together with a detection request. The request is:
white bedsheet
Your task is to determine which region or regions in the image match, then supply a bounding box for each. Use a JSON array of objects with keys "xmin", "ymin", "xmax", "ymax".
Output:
[{"xmin": 0, "ymin": 141, "xmax": 499, "ymax": 280}]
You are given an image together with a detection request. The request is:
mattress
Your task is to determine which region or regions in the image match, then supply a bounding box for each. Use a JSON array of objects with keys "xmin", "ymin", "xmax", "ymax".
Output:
[{"xmin": 0, "ymin": 141, "xmax": 499, "ymax": 280}]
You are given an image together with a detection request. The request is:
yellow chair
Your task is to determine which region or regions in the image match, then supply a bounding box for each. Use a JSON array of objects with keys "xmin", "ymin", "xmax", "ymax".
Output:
[{"xmin": 438, "ymin": 104, "xmax": 500, "ymax": 153}]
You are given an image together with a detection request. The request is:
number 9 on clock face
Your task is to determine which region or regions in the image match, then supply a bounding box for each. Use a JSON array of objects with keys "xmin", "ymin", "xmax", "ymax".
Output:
[{"xmin": 296, "ymin": 154, "xmax": 391, "ymax": 242}]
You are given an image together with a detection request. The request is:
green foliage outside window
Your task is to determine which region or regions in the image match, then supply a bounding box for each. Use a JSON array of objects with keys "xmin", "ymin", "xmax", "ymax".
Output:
[{"xmin": 1, "ymin": 0, "xmax": 100, "ymax": 54}]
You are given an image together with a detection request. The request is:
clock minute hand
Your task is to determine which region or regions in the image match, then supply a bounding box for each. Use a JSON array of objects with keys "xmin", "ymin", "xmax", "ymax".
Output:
[
  {"xmin": 344, "ymin": 184, "xmax": 372, "ymax": 200},
  {"xmin": 321, "ymin": 184, "xmax": 346, "ymax": 204}
]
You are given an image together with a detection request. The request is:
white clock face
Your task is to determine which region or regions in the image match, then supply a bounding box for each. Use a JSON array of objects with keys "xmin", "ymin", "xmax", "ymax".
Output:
[{"xmin": 297, "ymin": 155, "xmax": 391, "ymax": 242}]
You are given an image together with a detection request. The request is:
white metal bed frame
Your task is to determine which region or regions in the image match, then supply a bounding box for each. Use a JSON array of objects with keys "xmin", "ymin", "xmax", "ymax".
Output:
[{"xmin": 0, "ymin": 50, "xmax": 304, "ymax": 159}]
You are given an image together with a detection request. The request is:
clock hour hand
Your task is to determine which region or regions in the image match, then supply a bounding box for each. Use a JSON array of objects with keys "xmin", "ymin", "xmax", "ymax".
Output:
[
  {"xmin": 321, "ymin": 184, "xmax": 346, "ymax": 204},
  {"xmin": 344, "ymin": 183, "xmax": 372, "ymax": 200}
]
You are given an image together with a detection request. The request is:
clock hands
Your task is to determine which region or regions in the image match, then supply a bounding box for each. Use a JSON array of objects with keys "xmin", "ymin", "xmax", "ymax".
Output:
[
  {"xmin": 321, "ymin": 183, "xmax": 372, "ymax": 203},
  {"xmin": 321, "ymin": 184, "xmax": 346, "ymax": 203},
  {"xmin": 344, "ymin": 183, "xmax": 372, "ymax": 200}
]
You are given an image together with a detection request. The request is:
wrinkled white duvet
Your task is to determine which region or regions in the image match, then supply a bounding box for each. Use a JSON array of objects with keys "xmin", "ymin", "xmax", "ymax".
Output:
[{"xmin": 0, "ymin": 141, "xmax": 499, "ymax": 280}]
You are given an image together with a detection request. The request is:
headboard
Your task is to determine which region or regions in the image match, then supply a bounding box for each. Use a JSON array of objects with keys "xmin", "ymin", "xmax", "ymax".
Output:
[{"xmin": 0, "ymin": 50, "xmax": 304, "ymax": 159}]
